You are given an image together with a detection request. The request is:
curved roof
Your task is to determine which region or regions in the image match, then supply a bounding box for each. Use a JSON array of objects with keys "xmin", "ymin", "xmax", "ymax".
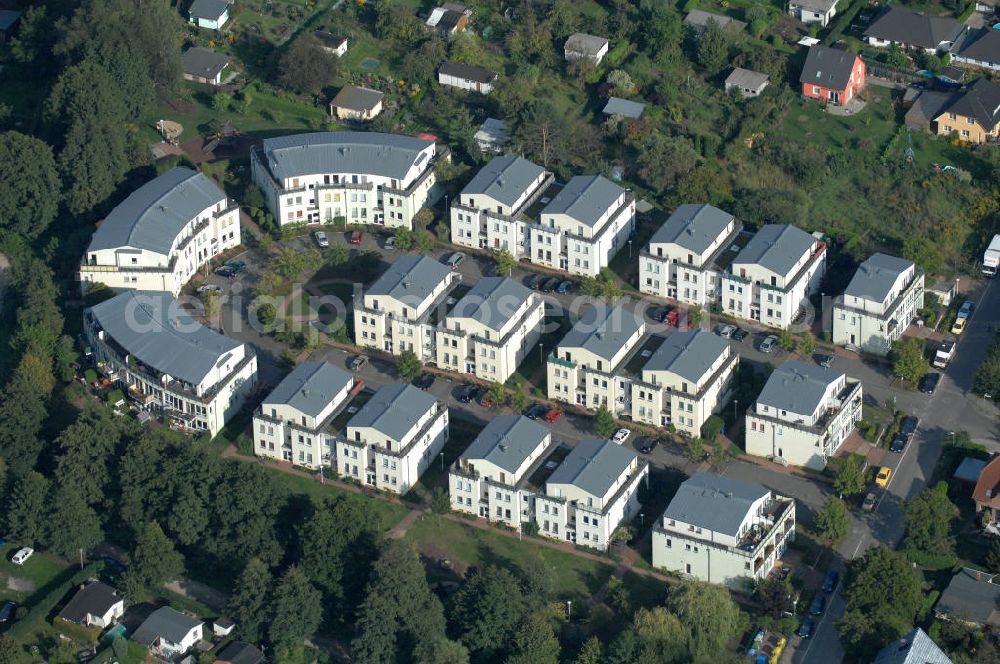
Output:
[
  {"xmin": 756, "ymin": 360, "xmax": 844, "ymax": 415},
  {"xmin": 844, "ymin": 253, "xmax": 913, "ymax": 302},
  {"xmin": 448, "ymin": 277, "xmax": 533, "ymax": 333},
  {"xmin": 88, "ymin": 167, "xmax": 226, "ymax": 256},
  {"xmin": 367, "ymin": 255, "xmax": 451, "ymax": 307},
  {"xmin": 258, "ymin": 132, "xmax": 434, "ymax": 183}
]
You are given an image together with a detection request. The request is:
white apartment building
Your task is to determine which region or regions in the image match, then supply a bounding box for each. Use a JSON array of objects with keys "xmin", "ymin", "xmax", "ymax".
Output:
[
  {"xmin": 450, "ymin": 154, "xmax": 554, "ymax": 254},
  {"xmin": 546, "ymin": 306, "xmax": 646, "ymax": 413},
  {"xmin": 79, "ymin": 167, "xmax": 240, "ymax": 296},
  {"xmin": 341, "ymin": 383, "xmax": 449, "ymax": 495},
  {"xmin": 84, "ymin": 290, "xmax": 257, "ymax": 437},
  {"xmin": 251, "ymin": 131, "xmax": 438, "ymax": 228},
  {"xmin": 652, "ymin": 472, "xmax": 796, "ymax": 587},
  {"xmin": 529, "ymin": 175, "xmax": 636, "ymax": 277},
  {"xmin": 353, "ymin": 255, "xmax": 458, "ymax": 361},
  {"xmin": 639, "ymin": 204, "xmax": 744, "ymax": 307},
  {"xmin": 721, "ymin": 224, "xmax": 826, "ymax": 329},
  {"xmin": 534, "ymin": 439, "xmax": 649, "ymax": 551},
  {"xmin": 832, "ymin": 253, "xmax": 924, "ymax": 356},
  {"xmin": 253, "ymin": 361, "xmax": 358, "ymax": 469},
  {"xmin": 436, "ymin": 277, "xmax": 544, "ymax": 383},
  {"xmin": 631, "ymin": 329, "xmax": 737, "ymax": 437},
  {"xmin": 449, "ymin": 415, "xmax": 554, "ymax": 529},
  {"xmin": 745, "ymin": 361, "xmax": 863, "ymax": 469}
]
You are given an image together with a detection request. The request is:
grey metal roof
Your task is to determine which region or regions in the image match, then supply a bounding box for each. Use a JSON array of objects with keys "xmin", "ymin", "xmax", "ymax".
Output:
[
  {"xmin": 189, "ymin": 0, "xmax": 229, "ymax": 20},
  {"xmin": 564, "ymin": 33, "xmax": 609, "ymax": 55},
  {"xmin": 643, "ymin": 329, "xmax": 728, "ymax": 383},
  {"xmin": 936, "ymin": 568, "xmax": 1000, "ymax": 626},
  {"xmin": 649, "ymin": 204, "xmax": 734, "ymax": 254},
  {"xmin": 683, "ymin": 9, "xmax": 746, "ymax": 30},
  {"xmin": 461, "ymin": 415, "xmax": 550, "ymax": 475},
  {"xmin": 367, "ymin": 255, "xmax": 451, "ymax": 308},
  {"xmin": 843, "ymin": 253, "xmax": 913, "ymax": 302},
  {"xmin": 474, "ymin": 118, "xmax": 509, "ymax": 144},
  {"xmin": 602, "ymin": 97, "xmax": 646, "ymax": 119},
  {"xmin": 259, "ymin": 132, "xmax": 434, "ymax": 184},
  {"xmin": 872, "ymin": 628, "xmax": 952, "ymax": 664},
  {"xmin": 662, "ymin": 472, "xmax": 770, "ymax": 537},
  {"xmin": 88, "ymin": 291, "xmax": 242, "ymax": 387},
  {"xmin": 331, "ymin": 85, "xmax": 384, "ymax": 112},
  {"xmin": 447, "ymin": 277, "xmax": 532, "ymax": 333},
  {"xmin": 790, "ymin": 0, "xmax": 838, "ymax": 13},
  {"xmin": 181, "ymin": 47, "xmax": 230, "ymax": 80},
  {"xmin": 541, "ymin": 175, "xmax": 624, "ymax": 228},
  {"xmin": 864, "ymin": 7, "xmax": 964, "ymax": 49},
  {"xmin": 546, "ymin": 439, "xmax": 637, "ymax": 499},
  {"xmin": 264, "ymin": 361, "xmax": 353, "ymax": 419},
  {"xmin": 799, "ymin": 44, "xmax": 860, "ymax": 90},
  {"xmin": 725, "ymin": 67, "xmax": 769, "ymax": 90},
  {"xmin": 87, "ymin": 167, "xmax": 226, "ymax": 255},
  {"xmin": 461, "ymin": 155, "xmax": 545, "ymax": 208},
  {"xmin": 132, "ymin": 606, "xmax": 202, "ymax": 647},
  {"xmin": 215, "ymin": 642, "xmax": 265, "ymax": 664},
  {"xmin": 58, "ymin": 581, "xmax": 121, "ymax": 624},
  {"xmin": 732, "ymin": 224, "xmax": 815, "ymax": 276},
  {"xmin": 756, "ymin": 360, "xmax": 843, "ymax": 415},
  {"xmin": 347, "ymin": 383, "xmax": 436, "ymax": 441},
  {"xmin": 954, "ymin": 456, "xmax": 987, "ymax": 483},
  {"xmin": 439, "ymin": 61, "xmax": 497, "ymax": 84},
  {"xmin": 558, "ymin": 306, "xmax": 644, "ymax": 362}
]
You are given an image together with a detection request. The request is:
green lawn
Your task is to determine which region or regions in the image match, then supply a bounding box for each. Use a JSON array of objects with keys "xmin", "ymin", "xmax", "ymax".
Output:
[
  {"xmin": 268, "ymin": 466, "xmax": 411, "ymax": 529},
  {"xmin": 0, "ymin": 544, "xmax": 72, "ymax": 605}
]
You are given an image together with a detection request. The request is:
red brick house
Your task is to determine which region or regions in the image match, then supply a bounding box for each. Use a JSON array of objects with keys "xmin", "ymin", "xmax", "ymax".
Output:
[
  {"xmin": 974, "ymin": 456, "xmax": 1000, "ymax": 527},
  {"xmin": 799, "ymin": 45, "xmax": 866, "ymax": 106}
]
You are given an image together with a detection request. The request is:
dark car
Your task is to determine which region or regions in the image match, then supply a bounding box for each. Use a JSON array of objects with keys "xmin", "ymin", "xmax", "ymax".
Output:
[
  {"xmin": 919, "ymin": 372, "xmax": 941, "ymax": 395},
  {"xmin": 458, "ymin": 384, "xmax": 479, "ymax": 403},
  {"xmin": 102, "ymin": 556, "xmax": 127, "ymax": 574},
  {"xmin": 637, "ymin": 438, "xmax": 659, "ymax": 454},
  {"xmin": 541, "ymin": 277, "xmax": 560, "ymax": 293},
  {"xmin": 732, "ymin": 327, "xmax": 749, "ymax": 342},
  {"xmin": 214, "ymin": 265, "xmax": 236, "ymax": 278},
  {"xmin": 527, "ymin": 274, "xmax": 543, "ymax": 290},
  {"xmin": 0, "ymin": 601, "xmax": 15, "ymax": 623},
  {"xmin": 650, "ymin": 307, "xmax": 671, "ymax": 323},
  {"xmin": 816, "ymin": 354, "xmax": 834, "ymax": 368},
  {"xmin": 797, "ymin": 617, "xmax": 815, "ymax": 639},
  {"xmin": 822, "ymin": 570, "xmax": 840, "ymax": 593},
  {"xmin": 413, "ymin": 373, "xmax": 435, "ymax": 390},
  {"xmin": 899, "ymin": 415, "xmax": 919, "ymax": 436},
  {"xmin": 524, "ymin": 403, "xmax": 549, "ymax": 420},
  {"xmin": 809, "ymin": 595, "xmax": 826, "ymax": 616},
  {"xmin": 889, "ymin": 433, "xmax": 908, "ymax": 453},
  {"xmin": 556, "ymin": 280, "xmax": 574, "ymax": 294}
]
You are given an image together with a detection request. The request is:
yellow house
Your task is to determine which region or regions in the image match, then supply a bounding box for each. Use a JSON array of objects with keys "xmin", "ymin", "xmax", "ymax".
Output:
[{"xmin": 933, "ymin": 78, "xmax": 1000, "ymax": 144}]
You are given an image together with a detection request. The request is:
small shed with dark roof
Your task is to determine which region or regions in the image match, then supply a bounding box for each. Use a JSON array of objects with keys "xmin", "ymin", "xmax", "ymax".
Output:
[
  {"xmin": 181, "ymin": 47, "xmax": 231, "ymax": 86},
  {"xmin": 314, "ymin": 30, "xmax": 348, "ymax": 56},
  {"xmin": 57, "ymin": 581, "xmax": 124, "ymax": 628},
  {"xmin": 438, "ymin": 61, "xmax": 498, "ymax": 94},
  {"xmin": 329, "ymin": 86, "xmax": 384, "ymax": 121}
]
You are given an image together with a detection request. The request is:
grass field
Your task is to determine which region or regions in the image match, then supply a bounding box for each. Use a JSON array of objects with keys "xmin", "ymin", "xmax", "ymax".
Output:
[{"xmin": 0, "ymin": 544, "xmax": 73, "ymax": 605}]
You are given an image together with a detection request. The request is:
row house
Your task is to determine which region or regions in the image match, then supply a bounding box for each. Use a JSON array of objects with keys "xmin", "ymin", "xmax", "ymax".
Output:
[
  {"xmin": 652, "ymin": 472, "xmax": 796, "ymax": 587},
  {"xmin": 832, "ymin": 253, "xmax": 924, "ymax": 355},
  {"xmin": 253, "ymin": 361, "xmax": 359, "ymax": 469},
  {"xmin": 353, "ymin": 255, "xmax": 459, "ymax": 361},
  {"xmin": 341, "ymin": 383, "xmax": 449, "ymax": 495},
  {"xmin": 78, "ymin": 167, "xmax": 240, "ymax": 297},
  {"xmin": 84, "ymin": 291, "xmax": 257, "ymax": 437},
  {"xmin": 745, "ymin": 361, "xmax": 863, "ymax": 469},
  {"xmin": 251, "ymin": 131, "xmax": 438, "ymax": 228}
]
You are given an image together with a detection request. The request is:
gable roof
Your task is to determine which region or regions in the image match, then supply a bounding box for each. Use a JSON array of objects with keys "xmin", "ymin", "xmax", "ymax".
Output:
[
  {"xmin": 872, "ymin": 628, "xmax": 953, "ymax": 664},
  {"xmin": 264, "ymin": 361, "xmax": 353, "ymax": 418},
  {"xmin": 843, "ymin": 253, "xmax": 913, "ymax": 302},
  {"xmin": 215, "ymin": 642, "xmax": 265, "ymax": 664},
  {"xmin": 649, "ymin": 204, "xmax": 735, "ymax": 254},
  {"xmin": 462, "ymin": 415, "xmax": 550, "ymax": 475},
  {"xmin": 564, "ymin": 33, "xmax": 609, "ymax": 55},
  {"xmin": 643, "ymin": 329, "xmax": 728, "ymax": 383},
  {"xmin": 663, "ymin": 472, "xmax": 770, "ymax": 537},
  {"xmin": 347, "ymin": 383, "xmax": 436, "ymax": 441},
  {"xmin": 953, "ymin": 27, "xmax": 1000, "ymax": 66},
  {"xmin": 367, "ymin": 254, "xmax": 451, "ymax": 308},
  {"xmin": 0, "ymin": 10, "xmax": 21, "ymax": 30},
  {"xmin": 799, "ymin": 44, "xmax": 860, "ymax": 90},
  {"xmin": 258, "ymin": 132, "xmax": 434, "ymax": 183},
  {"xmin": 936, "ymin": 568, "xmax": 1000, "ymax": 626},
  {"xmin": 546, "ymin": 439, "xmax": 637, "ymax": 499},
  {"xmin": 973, "ymin": 456, "xmax": 1000, "ymax": 510},
  {"xmin": 331, "ymin": 85, "xmax": 384, "ymax": 112},
  {"xmin": 132, "ymin": 607, "xmax": 202, "ymax": 647},
  {"xmin": 181, "ymin": 47, "xmax": 230, "ymax": 80},
  {"xmin": 726, "ymin": 67, "xmax": 769, "ymax": 90},
  {"xmin": 88, "ymin": 167, "xmax": 226, "ymax": 255},
  {"xmin": 58, "ymin": 582, "xmax": 122, "ymax": 624},
  {"xmin": 790, "ymin": 0, "xmax": 838, "ymax": 12},
  {"xmin": 733, "ymin": 224, "xmax": 815, "ymax": 276},
  {"xmin": 314, "ymin": 30, "xmax": 347, "ymax": 50},
  {"xmin": 541, "ymin": 175, "xmax": 624, "ymax": 228},
  {"xmin": 602, "ymin": 97, "xmax": 646, "ymax": 118},
  {"xmin": 461, "ymin": 155, "xmax": 545, "ymax": 207},
  {"xmin": 88, "ymin": 291, "xmax": 243, "ymax": 388},
  {"xmin": 864, "ymin": 7, "xmax": 964, "ymax": 49},
  {"xmin": 474, "ymin": 118, "xmax": 509, "ymax": 145},
  {"xmin": 938, "ymin": 77, "xmax": 1000, "ymax": 132},
  {"xmin": 447, "ymin": 277, "xmax": 533, "ymax": 333},
  {"xmin": 558, "ymin": 306, "xmax": 645, "ymax": 362},
  {"xmin": 683, "ymin": 9, "xmax": 746, "ymax": 30},
  {"xmin": 756, "ymin": 360, "xmax": 843, "ymax": 415},
  {"xmin": 439, "ymin": 61, "xmax": 497, "ymax": 84},
  {"xmin": 189, "ymin": 0, "xmax": 229, "ymax": 20}
]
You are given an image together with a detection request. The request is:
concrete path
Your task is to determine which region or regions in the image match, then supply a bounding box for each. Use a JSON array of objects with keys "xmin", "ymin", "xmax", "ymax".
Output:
[{"xmin": 164, "ymin": 578, "xmax": 229, "ymax": 612}]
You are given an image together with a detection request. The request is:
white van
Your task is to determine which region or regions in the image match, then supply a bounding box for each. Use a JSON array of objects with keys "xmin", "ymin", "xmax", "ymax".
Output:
[{"xmin": 11, "ymin": 547, "xmax": 33, "ymax": 565}]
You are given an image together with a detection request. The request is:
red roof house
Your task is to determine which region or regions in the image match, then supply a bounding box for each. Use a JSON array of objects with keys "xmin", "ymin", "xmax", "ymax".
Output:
[
  {"xmin": 974, "ymin": 456, "xmax": 1000, "ymax": 525},
  {"xmin": 799, "ymin": 45, "xmax": 866, "ymax": 107}
]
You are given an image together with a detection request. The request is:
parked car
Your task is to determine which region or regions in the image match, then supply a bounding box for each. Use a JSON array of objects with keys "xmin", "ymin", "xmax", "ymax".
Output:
[
  {"xmin": 541, "ymin": 277, "xmax": 560, "ymax": 293},
  {"xmin": 889, "ymin": 433, "xmax": 908, "ymax": 453},
  {"xmin": 0, "ymin": 601, "xmax": 15, "ymax": 623},
  {"xmin": 444, "ymin": 252, "xmax": 466, "ymax": 270},
  {"xmin": 822, "ymin": 570, "xmax": 840, "ymax": 593},
  {"xmin": 612, "ymin": 428, "xmax": 631, "ymax": 444},
  {"xmin": 527, "ymin": 274, "xmax": 543, "ymax": 290},
  {"xmin": 524, "ymin": 403, "xmax": 549, "ymax": 420},
  {"xmin": 543, "ymin": 409, "xmax": 561, "ymax": 423},
  {"xmin": 862, "ymin": 491, "xmax": 878, "ymax": 512},
  {"xmin": 637, "ymin": 437, "xmax": 659, "ymax": 454},
  {"xmin": 413, "ymin": 373, "xmax": 435, "ymax": 390},
  {"xmin": 797, "ymin": 618, "xmax": 815, "ymax": 639},
  {"xmin": 556, "ymin": 280, "xmax": 574, "ymax": 294},
  {"xmin": 899, "ymin": 415, "xmax": 919, "ymax": 436},
  {"xmin": 759, "ymin": 335, "xmax": 779, "ymax": 353},
  {"xmin": 816, "ymin": 354, "xmax": 834, "ymax": 368},
  {"xmin": 197, "ymin": 284, "xmax": 223, "ymax": 294},
  {"xmin": 731, "ymin": 327, "xmax": 749, "ymax": 342},
  {"xmin": 458, "ymin": 384, "xmax": 479, "ymax": 403},
  {"xmin": 314, "ymin": 231, "xmax": 329, "ymax": 248},
  {"xmin": 384, "ymin": 236, "xmax": 397, "ymax": 251},
  {"xmin": 875, "ymin": 466, "xmax": 893, "ymax": 488},
  {"xmin": 919, "ymin": 372, "xmax": 940, "ymax": 395},
  {"xmin": 665, "ymin": 309, "xmax": 679, "ymax": 327},
  {"xmin": 350, "ymin": 230, "xmax": 363, "ymax": 245},
  {"xmin": 349, "ymin": 355, "xmax": 369, "ymax": 371},
  {"xmin": 650, "ymin": 307, "xmax": 671, "ymax": 323},
  {"xmin": 224, "ymin": 259, "xmax": 245, "ymax": 273},
  {"xmin": 716, "ymin": 324, "xmax": 736, "ymax": 339},
  {"xmin": 959, "ymin": 300, "xmax": 975, "ymax": 317},
  {"xmin": 809, "ymin": 595, "xmax": 826, "ymax": 616},
  {"xmin": 951, "ymin": 317, "xmax": 967, "ymax": 335},
  {"xmin": 214, "ymin": 265, "xmax": 236, "ymax": 278},
  {"xmin": 11, "ymin": 547, "xmax": 33, "ymax": 566}
]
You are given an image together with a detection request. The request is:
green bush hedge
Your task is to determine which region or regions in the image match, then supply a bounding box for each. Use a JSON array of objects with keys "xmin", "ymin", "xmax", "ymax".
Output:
[{"xmin": 701, "ymin": 415, "xmax": 725, "ymax": 442}]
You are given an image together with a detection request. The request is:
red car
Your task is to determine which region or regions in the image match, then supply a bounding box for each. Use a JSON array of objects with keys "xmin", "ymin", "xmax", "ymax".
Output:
[
  {"xmin": 350, "ymin": 230, "xmax": 363, "ymax": 245},
  {"xmin": 543, "ymin": 409, "xmax": 561, "ymax": 423},
  {"xmin": 665, "ymin": 309, "xmax": 679, "ymax": 327},
  {"xmin": 676, "ymin": 314, "xmax": 692, "ymax": 329}
]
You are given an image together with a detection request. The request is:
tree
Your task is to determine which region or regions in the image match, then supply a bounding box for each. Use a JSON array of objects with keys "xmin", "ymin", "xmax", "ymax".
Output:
[
  {"xmin": 487, "ymin": 382, "xmax": 507, "ymax": 409},
  {"xmin": 44, "ymin": 483, "xmax": 103, "ymax": 559},
  {"xmin": 451, "ymin": 566, "xmax": 525, "ymax": 660},
  {"xmin": 415, "ymin": 230, "xmax": 435, "ymax": 253},
  {"xmin": 891, "ymin": 337, "xmax": 930, "ymax": 385},
  {"xmin": 506, "ymin": 612, "xmax": 560, "ymax": 664},
  {"xmin": 327, "ymin": 243, "xmax": 350, "ymax": 267},
  {"xmin": 211, "ymin": 92, "xmax": 232, "ymax": 112},
  {"xmin": 520, "ymin": 557, "xmax": 555, "ymax": 608},
  {"xmin": 270, "ymin": 566, "xmax": 323, "ymax": 649},
  {"xmin": 496, "ymin": 250, "xmax": 517, "ymax": 277},
  {"xmin": 398, "ymin": 350, "xmax": 423, "ymax": 382},
  {"xmin": 632, "ymin": 607, "xmax": 690, "ymax": 663},
  {"xmin": 884, "ymin": 44, "xmax": 909, "ymax": 69},
  {"xmin": 816, "ymin": 497, "xmax": 850, "ymax": 543},
  {"xmin": 122, "ymin": 522, "xmax": 184, "ymax": 598},
  {"xmin": 574, "ymin": 637, "xmax": 603, "ymax": 664},
  {"xmin": 593, "ymin": 405, "xmax": 617, "ymax": 438},
  {"xmin": 686, "ymin": 436, "xmax": 705, "ymax": 462},
  {"xmin": 688, "ymin": 305, "xmax": 703, "ymax": 327},
  {"xmin": 53, "ymin": 405, "xmax": 120, "ymax": 510},
  {"xmin": 634, "ymin": 132, "xmax": 698, "ymax": 193},
  {"xmin": 799, "ymin": 332, "xmax": 816, "ymax": 357},
  {"xmin": 834, "ymin": 457, "xmax": 866, "ymax": 497},
  {"xmin": 986, "ymin": 537, "xmax": 1000, "ymax": 574},
  {"xmin": 664, "ymin": 580, "xmax": 745, "ymax": 661},
  {"xmin": 0, "ymin": 132, "xmax": 60, "ymax": 239},
  {"xmin": 756, "ymin": 576, "xmax": 792, "ymax": 619},
  {"xmin": 167, "ymin": 484, "xmax": 209, "ymax": 547},
  {"xmin": 228, "ymin": 558, "xmax": 273, "ymax": 643},
  {"xmin": 415, "ymin": 638, "xmax": 470, "ymax": 664},
  {"xmin": 513, "ymin": 99, "xmax": 568, "ymax": 169},
  {"xmin": 696, "ymin": 20, "xmax": 730, "ymax": 74},
  {"xmin": 277, "ymin": 35, "xmax": 338, "ymax": 95},
  {"xmin": 0, "ymin": 634, "xmax": 17, "ymax": 664},
  {"xmin": 779, "ymin": 328, "xmax": 795, "ymax": 352},
  {"xmin": 5, "ymin": 472, "xmax": 49, "ymax": 545},
  {"xmin": 904, "ymin": 481, "xmax": 958, "ymax": 558}
]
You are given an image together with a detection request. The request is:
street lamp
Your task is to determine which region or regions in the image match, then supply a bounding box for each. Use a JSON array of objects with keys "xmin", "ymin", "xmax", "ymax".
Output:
[
  {"xmin": 734, "ymin": 399, "xmax": 739, "ymax": 424},
  {"xmin": 566, "ymin": 600, "xmax": 572, "ymax": 620},
  {"xmin": 440, "ymin": 452, "xmax": 445, "ymax": 471},
  {"xmin": 639, "ymin": 512, "xmax": 644, "ymax": 529},
  {"xmin": 628, "ymin": 239, "xmax": 633, "ymax": 258}
]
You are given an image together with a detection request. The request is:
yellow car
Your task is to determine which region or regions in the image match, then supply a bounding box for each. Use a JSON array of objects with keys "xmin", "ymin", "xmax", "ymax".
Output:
[
  {"xmin": 875, "ymin": 466, "xmax": 893, "ymax": 488},
  {"xmin": 951, "ymin": 317, "xmax": 967, "ymax": 335}
]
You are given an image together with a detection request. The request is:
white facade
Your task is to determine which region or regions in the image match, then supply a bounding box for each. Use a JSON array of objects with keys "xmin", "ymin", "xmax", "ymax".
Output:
[
  {"xmin": 438, "ymin": 63, "xmax": 497, "ymax": 94},
  {"xmin": 79, "ymin": 167, "xmax": 241, "ymax": 297},
  {"xmin": 564, "ymin": 33, "xmax": 610, "ymax": 63},
  {"xmin": 788, "ymin": 0, "xmax": 838, "ymax": 26},
  {"xmin": 745, "ymin": 361, "xmax": 863, "ymax": 469},
  {"xmin": 251, "ymin": 132, "xmax": 437, "ymax": 229}
]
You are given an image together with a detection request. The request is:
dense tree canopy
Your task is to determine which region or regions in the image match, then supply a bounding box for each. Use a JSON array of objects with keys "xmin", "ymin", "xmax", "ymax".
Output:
[{"xmin": 0, "ymin": 132, "xmax": 60, "ymax": 239}]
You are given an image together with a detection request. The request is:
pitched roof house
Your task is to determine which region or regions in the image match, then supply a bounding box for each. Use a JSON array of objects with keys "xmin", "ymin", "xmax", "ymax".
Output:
[
  {"xmin": 683, "ymin": 9, "xmax": 747, "ymax": 32},
  {"xmin": 426, "ymin": 3, "xmax": 471, "ymax": 34},
  {"xmin": 934, "ymin": 77, "xmax": 1000, "ymax": 143},
  {"xmin": 935, "ymin": 568, "xmax": 1000, "ymax": 628},
  {"xmin": 314, "ymin": 30, "xmax": 348, "ymax": 56},
  {"xmin": 602, "ymin": 97, "xmax": 646, "ymax": 119},
  {"xmin": 214, "ymin": 641, "xmax": 265, "ymax": 664},
  {"xmin": 799, "ymin": 45, "xmax": 866, "ymax": 107},
  {"xmin": 973, "ymin": 455, "xmax": 1000, "ymax": 523},
  {"xmin": 132, "ymin": 607, "xmax": 204, "ymax": 657},
  {"xmin": 57, "ymin": 581, "xmax": 124, "ymax": 628},
  {"xmin": 788, "ymin": 0, "xmax": 839, "ymax": 26},
  {"xmin": 329, "ymin": 86, "xmax": 384, "ymax": 121},
  {"xmin": 438, "ymin": 61, "xmax": 498, "ymax": 94},
  {"xmin": 872, "ymin": 628, "xmax": 953, "ymax": 664},
  {"xmin": 0, "ymin": 9, "xmax": 21, "ymax": 43},
  {"xmin": 864, "ymin": 7, "xmax": 965, "ymax": 52},
  {"xmin": 952, "ymin": 28, "xmax": 1000, "ymax": 72},
  {"xmin": 181, "ymin": 47, "xmax": 231, "ymax": 86},
  {"xmin": 188, "ymin": 0, "xmax": 229, "ymax": 31},
  {"xmin": 564, "ymin": 33, "xmax": 610, "ymax": 63},
  {"xmin": 725, "ymin": 68, "xmax": 769, "ymax": 98}
]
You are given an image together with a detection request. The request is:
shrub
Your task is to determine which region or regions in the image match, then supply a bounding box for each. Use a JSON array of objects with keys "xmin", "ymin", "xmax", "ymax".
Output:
[{"xmin": 701, "ymin": 415, "xmax": 725, "ymax": 442}]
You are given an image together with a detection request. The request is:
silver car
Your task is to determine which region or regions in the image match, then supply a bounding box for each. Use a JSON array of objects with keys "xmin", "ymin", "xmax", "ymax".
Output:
[
  {"xmin": 314, "ymin": 231, "xmax": 329, "ymax": 248},
  {"xmin": 759, "ymin": 335, "xmax": 779, "ymax": 353},
  {"xmin": 716, "ymin": 324, "xmax": 736, "ymax": 339}
]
